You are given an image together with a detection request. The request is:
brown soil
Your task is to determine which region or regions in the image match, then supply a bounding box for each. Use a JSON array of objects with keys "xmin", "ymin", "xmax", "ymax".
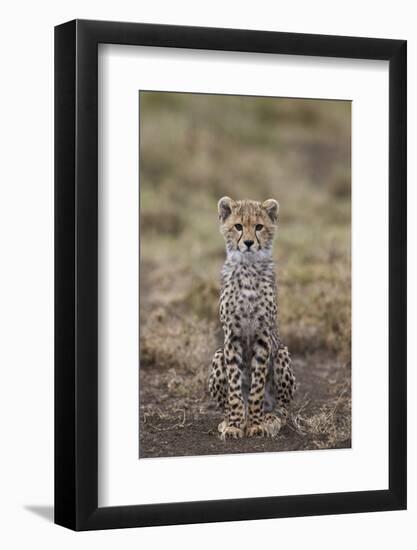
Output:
[{"xmin": 139, "ymin": 353, "xmax": 351, "ymax": 458}]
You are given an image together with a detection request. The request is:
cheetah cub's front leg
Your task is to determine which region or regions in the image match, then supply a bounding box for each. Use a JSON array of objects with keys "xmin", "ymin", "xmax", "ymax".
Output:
[
  {"xmin": 246, "ymin": 335, "xmax": 281, "ymax": 438},
  {"xmin": 209, "ymin": 343, "xmax": 246, "ymax": 439},
  {"xmin": 217, "ymin": 336, "xmax": 246, "ymax": 439},
  {"xmin": 209, "ymin": 347, "xmax": 243, "ymax": 439}
]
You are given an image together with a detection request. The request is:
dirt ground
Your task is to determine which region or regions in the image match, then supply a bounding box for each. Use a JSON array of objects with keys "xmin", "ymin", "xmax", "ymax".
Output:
[{"xmin": 139, "ymin": 354, "xmax": 351, "ymax": 458}]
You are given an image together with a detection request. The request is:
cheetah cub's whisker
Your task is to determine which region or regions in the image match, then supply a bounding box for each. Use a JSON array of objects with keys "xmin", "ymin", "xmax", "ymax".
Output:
[{"xmin": 209, "ymin": 197, "xmax": 296, "ymax": 440}]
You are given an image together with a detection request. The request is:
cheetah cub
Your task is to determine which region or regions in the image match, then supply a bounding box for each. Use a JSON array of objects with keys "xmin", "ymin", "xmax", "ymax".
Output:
[{"xmin": 209, "ymin": 197, "xmax": 296, "ymax": 440}]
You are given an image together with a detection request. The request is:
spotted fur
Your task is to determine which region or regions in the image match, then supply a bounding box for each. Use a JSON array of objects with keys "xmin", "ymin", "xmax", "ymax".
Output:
[{"xmin": 209, "ymin": 197, "xmax": 296, "ymax": 439}]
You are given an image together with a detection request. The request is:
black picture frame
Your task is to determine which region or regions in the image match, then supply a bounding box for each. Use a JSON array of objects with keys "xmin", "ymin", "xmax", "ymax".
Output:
[{"xmin": 55, "ymin": 19, "xmax": 407, "ymax": 531}]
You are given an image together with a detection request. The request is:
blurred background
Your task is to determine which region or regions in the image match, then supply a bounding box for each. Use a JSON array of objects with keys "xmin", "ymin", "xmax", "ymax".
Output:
[{"xmin": 139, "ymin": 91, "xmax": 351, "ymax": 458}]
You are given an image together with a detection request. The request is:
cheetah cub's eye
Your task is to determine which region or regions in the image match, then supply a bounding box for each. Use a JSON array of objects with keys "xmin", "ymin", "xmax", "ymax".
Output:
[
  {"xmin": 234, "ymin": 224, "xmax": 243, "ymax": 231},
  {"xmin": 255, "ymin": 224, "xmax": 264, "ymax": 231}
]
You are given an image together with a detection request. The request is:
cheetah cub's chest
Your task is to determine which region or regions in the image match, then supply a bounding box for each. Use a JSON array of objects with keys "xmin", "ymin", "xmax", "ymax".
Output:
[{"xmin": 220, "ymin": 261, "xmax": 276, "ymax": 338}]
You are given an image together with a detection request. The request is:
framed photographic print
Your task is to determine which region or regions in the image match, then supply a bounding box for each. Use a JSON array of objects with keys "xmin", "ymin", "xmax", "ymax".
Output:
[{"xmin": 55, "ymin": 19, "xmax": 407, "ymax": 530}]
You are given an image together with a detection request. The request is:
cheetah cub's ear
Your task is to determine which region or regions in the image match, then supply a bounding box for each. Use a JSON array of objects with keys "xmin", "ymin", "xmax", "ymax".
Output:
[
  {"xmin": 262, "ymin": 199, "xmax": 279, "ymax": 223},
  {"xmin": 218, "ymin": 196, "xmax": 235, "ymax": 222}
]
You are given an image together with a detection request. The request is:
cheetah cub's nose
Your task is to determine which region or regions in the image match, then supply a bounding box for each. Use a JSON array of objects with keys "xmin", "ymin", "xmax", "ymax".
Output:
[{"xmin": 244, "ymin": 240, "xmax": 254, "ymax": 249}]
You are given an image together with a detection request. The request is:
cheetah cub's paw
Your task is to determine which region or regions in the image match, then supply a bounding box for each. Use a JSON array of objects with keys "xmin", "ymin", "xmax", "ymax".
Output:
[
  {"xmin": 218, "ymin": 420, "xmax": 245, "ymax": 440},
  {"xmin": 246, "ymin": 414, "xmax": 282, "ymax": 438}
]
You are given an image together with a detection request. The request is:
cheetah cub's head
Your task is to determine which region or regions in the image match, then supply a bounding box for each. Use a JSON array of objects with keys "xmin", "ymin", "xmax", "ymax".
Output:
[{"xmin": 217, "ymin": 197, "xmax": 279, "ymax": 262}]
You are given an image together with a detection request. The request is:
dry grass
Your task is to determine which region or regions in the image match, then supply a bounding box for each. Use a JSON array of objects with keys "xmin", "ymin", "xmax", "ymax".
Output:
[{"xmin": 139, "ymin": 92, "xmax": 351, "ymax": 457}]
